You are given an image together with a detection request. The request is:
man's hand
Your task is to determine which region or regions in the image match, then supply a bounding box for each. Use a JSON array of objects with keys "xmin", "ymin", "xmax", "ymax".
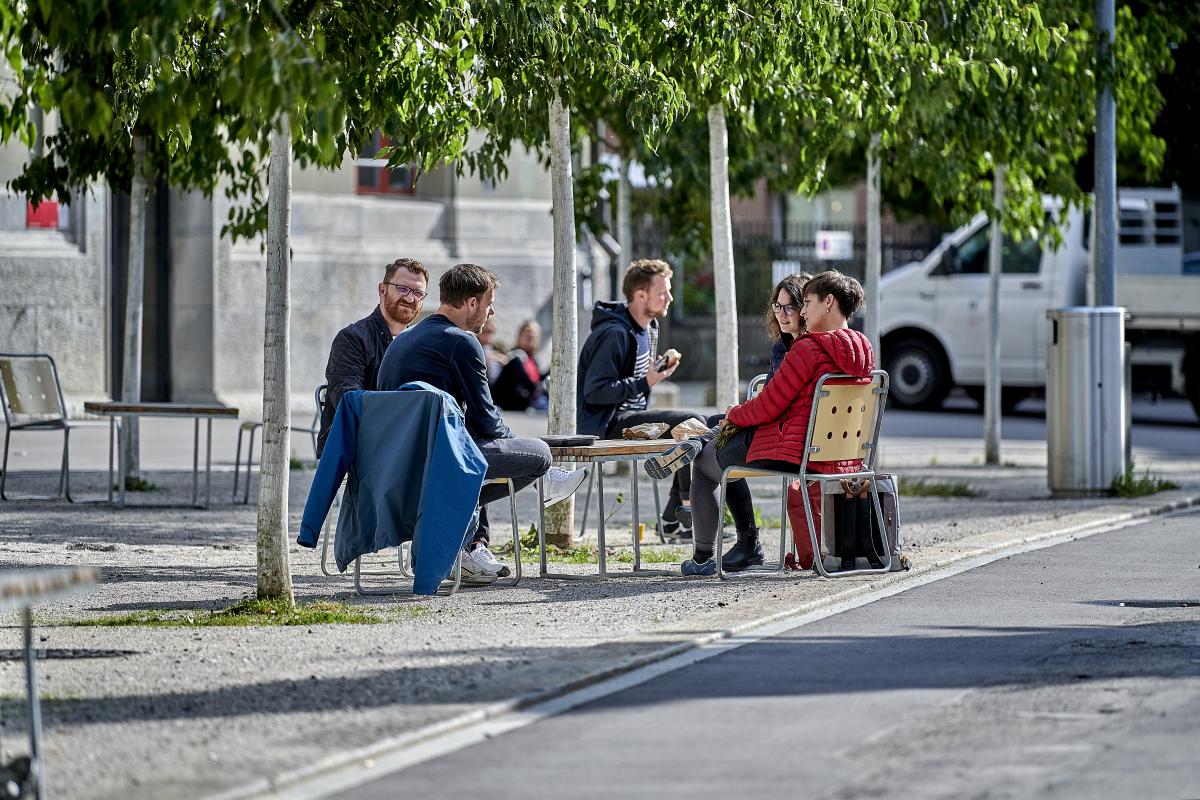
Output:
[{"xmin": 647, "ymin": 358, "xmax": 679, "ymax": 387}]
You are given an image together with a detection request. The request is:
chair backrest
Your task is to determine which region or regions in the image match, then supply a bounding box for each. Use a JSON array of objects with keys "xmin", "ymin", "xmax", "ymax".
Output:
[
  {"xmin": 746, "ymin": 373, "xmax": 769, "ymax": 400},
  {"xmin": 314, "ymin": 384, "xmax": 328, "ymax": 413},
  {"xmin": 0, "ymin": 353, "xmax": 67, "ymax": 427},
  {"xmin": 802, "ymin": 370, "xmax": 888, "ymax": 469}
]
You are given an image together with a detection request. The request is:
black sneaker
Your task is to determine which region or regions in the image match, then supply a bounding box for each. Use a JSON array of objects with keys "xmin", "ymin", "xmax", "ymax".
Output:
[{"xmin": 661, "ymin": 518, "xmax": 693, "ymax": 542}]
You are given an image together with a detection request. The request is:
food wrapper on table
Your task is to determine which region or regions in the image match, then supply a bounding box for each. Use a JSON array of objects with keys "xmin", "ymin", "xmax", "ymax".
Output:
[
  {"xmin": 622, "ymin": 422, "xmax": 669, "ymax": 440},
  {"xmin": 670, "ymin": 418, "xmax": 710, "ymax": 441}
]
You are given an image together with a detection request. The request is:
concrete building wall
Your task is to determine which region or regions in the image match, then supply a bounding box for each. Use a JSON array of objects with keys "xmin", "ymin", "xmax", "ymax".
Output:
[
  {"xmin": 204, "ymin": 191, "xmax": 559, "ymax": 417},
  {"xmin": 0, "ymin": 188, "xmax": 110, "ymax": 413}
]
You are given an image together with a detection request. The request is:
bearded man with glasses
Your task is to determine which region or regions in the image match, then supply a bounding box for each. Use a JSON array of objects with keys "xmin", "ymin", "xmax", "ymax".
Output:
[{"xmin": 317, "ymin": 258, "xmax": 429, "ymax": 456}]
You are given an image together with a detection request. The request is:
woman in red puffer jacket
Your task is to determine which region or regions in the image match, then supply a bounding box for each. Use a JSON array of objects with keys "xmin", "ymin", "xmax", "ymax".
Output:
[{"xmin": 679, "ymin": 270, "xmax": 875, "ymax": 576}]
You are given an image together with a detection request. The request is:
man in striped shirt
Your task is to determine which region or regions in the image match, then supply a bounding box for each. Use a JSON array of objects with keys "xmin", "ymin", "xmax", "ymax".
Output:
[{"xmin": 576, "ymin": 259, "xmax": 708, "ymax": 541}]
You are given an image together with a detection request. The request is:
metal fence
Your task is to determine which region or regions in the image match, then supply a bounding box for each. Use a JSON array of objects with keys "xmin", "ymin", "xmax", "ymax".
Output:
[{"xmin": 633, "ymin": 218, "xmax": 946, "ymax": 382}]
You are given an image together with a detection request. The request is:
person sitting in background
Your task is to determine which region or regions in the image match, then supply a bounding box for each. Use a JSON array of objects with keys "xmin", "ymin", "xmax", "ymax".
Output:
[
  {"xmin": 492, "ymin": 320, "xmax": 548, "ymax": 412},
  {"xmin": 479, "ymin": 318, "xmax": 508, "ymax": 384}
]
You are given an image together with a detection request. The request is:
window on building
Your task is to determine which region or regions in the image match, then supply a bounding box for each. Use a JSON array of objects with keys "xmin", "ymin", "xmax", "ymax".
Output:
[{"xmin": 355, "ymin": 132, "xmax": 416, "ymax": 195}]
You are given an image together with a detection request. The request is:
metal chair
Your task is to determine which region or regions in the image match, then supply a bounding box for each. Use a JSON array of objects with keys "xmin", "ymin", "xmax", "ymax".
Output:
[
  {"xmin": 715, "ymin": 370, "xmax": 891, "ymax": 579},
  {"xmin": 357, "ymin": 474, "xmax": 523, "ymax": 594},
  {"xmin": 0, "ymin": 353, "xmax": 93, "ymax": 502},
  {"xmin": 233, "ymin": 384, "xmax": 325, "ymax": 504},
  {"xmin": 746, "ymin": 372, "xmax": 769, "ymax": 400}
]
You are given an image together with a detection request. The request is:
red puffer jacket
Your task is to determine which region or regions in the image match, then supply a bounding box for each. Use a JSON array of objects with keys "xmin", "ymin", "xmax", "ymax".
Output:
[{"xmin": 727, "ymin": 327, "xmax": 874, "ymax": 469}]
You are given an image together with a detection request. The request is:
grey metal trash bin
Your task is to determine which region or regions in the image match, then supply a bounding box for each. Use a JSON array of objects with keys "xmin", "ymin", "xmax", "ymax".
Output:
[{"xmin": 1046, "ymin": 307, "xmax": 1128, "ymax": 496}]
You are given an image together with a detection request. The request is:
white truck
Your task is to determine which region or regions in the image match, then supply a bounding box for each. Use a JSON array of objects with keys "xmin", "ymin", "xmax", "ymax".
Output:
[{"xmin": 878, "ymin": 187, "xmax": 1200, "ymax": 420}]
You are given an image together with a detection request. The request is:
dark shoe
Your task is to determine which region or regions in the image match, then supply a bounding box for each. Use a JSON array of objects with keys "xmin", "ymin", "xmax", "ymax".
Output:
[
  {"xmin": 674, "ymin": 503, "xmax": 692, "ymax": 527},
  {"xmin": 644, "ymin": 438, "xmax": 704, "ymax": 480},
  {"xmin": 867, "ymin": 556, "xmax": 886, "ymax": 569},
  {"xmin": 721, "ymin": 529, "xmax": 764, "ymax": 572},
  {"xmin": 839, "ymin": 557, "xmax": 857, "ymax": 572},
  {"xmin": 661, "ymin": 518, "xmax": 693, "ymax": 543}
]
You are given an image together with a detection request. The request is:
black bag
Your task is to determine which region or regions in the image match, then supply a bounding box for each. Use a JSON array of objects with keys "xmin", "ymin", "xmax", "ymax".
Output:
[{"xmin": 821, "ymin": 474, "xmax": 909, "ymax": 572}]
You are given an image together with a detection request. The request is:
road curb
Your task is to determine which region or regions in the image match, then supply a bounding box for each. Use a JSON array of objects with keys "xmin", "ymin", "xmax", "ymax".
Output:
[{"xmin": 206, "ymin": 491, "xmax": 1200, "ymax": 800}]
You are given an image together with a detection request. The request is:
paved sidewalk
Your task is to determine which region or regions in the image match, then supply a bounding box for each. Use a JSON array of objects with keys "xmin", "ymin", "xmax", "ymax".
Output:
[{"xmin": 0, "ymin": 409, "xmax": 1197, "ymax": 799}]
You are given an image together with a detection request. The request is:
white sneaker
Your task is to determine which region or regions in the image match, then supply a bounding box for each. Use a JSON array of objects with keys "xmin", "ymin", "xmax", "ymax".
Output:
[
  {"xmin": 457, "ymin": 552, "xmax": 498, "ymax": 586},
  {"xmin": 543, "ymin": 466, "xmax": 591, "ymax": 508},
  {"xmin": 468, "ymin": 542, "xmax": 511, "ymax": 577}
]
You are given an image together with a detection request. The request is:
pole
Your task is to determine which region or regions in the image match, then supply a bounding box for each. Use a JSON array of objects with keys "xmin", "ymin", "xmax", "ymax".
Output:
[
  {"xmin": 984, "ymin": 163, "xmax": 1006, "ymax": 465},
  {"xmin": 864, "ymin": 133, "xmax": 882, "ymax": 355},
  {"xmin": 1093, "ymin": 0, "xmax": 1117, "ymax": 307}
]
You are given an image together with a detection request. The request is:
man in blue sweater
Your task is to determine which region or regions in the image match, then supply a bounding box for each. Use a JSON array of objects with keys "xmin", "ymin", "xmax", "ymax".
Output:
[{"xmin": 378, "ymin": 263, "xmax": 589, "ymax": 581}]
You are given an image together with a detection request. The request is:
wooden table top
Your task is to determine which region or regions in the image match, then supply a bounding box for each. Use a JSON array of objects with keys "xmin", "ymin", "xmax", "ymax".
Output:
[
  {"xmin": 84, "ymin": 401, "xmax": 239, "ymax": 417},
  {"xmin": 548, "ymin": 438, "xmax": 677, "ymax": 460}
]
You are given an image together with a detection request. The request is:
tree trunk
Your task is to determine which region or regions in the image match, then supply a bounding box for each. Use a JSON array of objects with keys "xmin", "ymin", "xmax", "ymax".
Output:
[
  {"xmin": 121, "ymin": 135, "xmax": 147, "ymax": 482},
  {"xmin": 707, "ymin": 102, "xmax": 739, "ymax": 407},
  {"xmin": 617, "ymin": 157, "xmax": 633, "ymax": 284},
  {"xmin": 545, "ymin": 88, "xmax": 578, "ymax": 549},
  {"xmin": 256, "ymin": 115, "xmax": 295, "ymax": 603},
  {"xmin": 863, "ymin": 134, "xmax": 882, "ymax": 357},
  {"xmin": 984, "ymin": 163, "xmax": 1006, "ymax": 466}
]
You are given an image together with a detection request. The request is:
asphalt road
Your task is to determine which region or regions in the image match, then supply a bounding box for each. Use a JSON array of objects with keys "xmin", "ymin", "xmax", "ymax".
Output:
[
  {"xmin": 882, "ymin": 393, "xmax": 1199, "ymax": 453},
  {"xmin": 331, "ymin": 508, "xmax": 1200, "ymax": 800}
]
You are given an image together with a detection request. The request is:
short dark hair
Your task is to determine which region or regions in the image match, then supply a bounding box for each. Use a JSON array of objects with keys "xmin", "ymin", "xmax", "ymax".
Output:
[
  {"xmin": 802, "ymin": 270, "xmax": 865, "ymax": 318},
  {"xmin": 765, "ymin": 272, "xmax": 812, "ymax": 340},
  {"xmin": 622, "ymin": 259, "xmax": 673, "ymax": 301},
  {"xmin": 383, "ymin": 257, "xmax": 429, "ymax": 284},
  {"xmin": 440, "ymin": 263, "xmax": 500, "ymax": 307}
]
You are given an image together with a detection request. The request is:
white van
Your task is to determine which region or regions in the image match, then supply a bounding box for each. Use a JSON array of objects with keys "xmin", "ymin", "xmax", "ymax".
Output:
[{"xmin": 878, "ymin": 187, "xmax": 1200, "ymax": 419}]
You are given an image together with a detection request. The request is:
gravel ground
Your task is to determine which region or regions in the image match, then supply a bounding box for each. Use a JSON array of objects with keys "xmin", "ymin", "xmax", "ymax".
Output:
[{"xmin": 1, "ymin": 445, "xmax": 1197, "ymax": 800}]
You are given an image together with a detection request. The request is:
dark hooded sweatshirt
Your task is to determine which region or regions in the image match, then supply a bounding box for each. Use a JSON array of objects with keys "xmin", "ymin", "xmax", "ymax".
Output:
[
  {"xmin": 727, "ymin": 327, "xmax": 874, "ymax": 467},
  {"xmin": 576, "ymin": 301, "xmax": 659, "ymax": 437}
]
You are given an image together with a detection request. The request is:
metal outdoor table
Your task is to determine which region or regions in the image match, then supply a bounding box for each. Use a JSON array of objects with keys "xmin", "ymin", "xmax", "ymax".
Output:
[
  {"xmin": 537, "ymin": 438, "xmax": 678, "ymax": 580},
  {"xmin": 83, "ymin": 401, "xmax": 239, "ymax": 508},
  {"xmin": 0, "ymin": 568, "xmax": 97, "ymax": 800}
]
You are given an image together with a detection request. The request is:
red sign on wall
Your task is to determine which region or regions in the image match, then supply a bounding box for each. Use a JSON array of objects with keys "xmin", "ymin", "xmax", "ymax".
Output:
[{"xmin": 26, "ymin": 200, "xmax": 59, "ymax": 229}]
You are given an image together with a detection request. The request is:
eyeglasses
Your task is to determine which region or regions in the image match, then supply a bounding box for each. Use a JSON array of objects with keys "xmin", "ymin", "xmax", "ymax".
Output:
[
  {"xmin": 771, "ymin": 302, "xmax": 799, "ymax": 317},
  {"xmin": 385, "ymin": 282, "xmax": 427, "ymax": 301}
]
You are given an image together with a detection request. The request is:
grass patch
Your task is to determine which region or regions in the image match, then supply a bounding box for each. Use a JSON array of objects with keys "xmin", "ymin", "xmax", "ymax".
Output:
[
  {"xmin": 493, "ymin": 524, "xmax": 688, "ymax": 564},
  {"xmin": 289, "ymin": 456, "xmax": 308, "ymax": 471},
  {"xmin": 75, "ymin": 598, "xmax": 384, "ymax": 628},
  {"xmin": 899, "ymin": 478, "xmax": 979, "ymax": 498},
  {"xmin": 112, "ymin": 477, "xmax": 156, "ymax": 492},
  {"xmin": 1112, "ymin": 463, "xmax": 1179, "ymax": 498}
]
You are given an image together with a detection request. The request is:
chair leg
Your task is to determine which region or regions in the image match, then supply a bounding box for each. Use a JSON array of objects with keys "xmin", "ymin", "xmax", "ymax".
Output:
[
  {"xmin": 652, "ymin": 478, "xmax": 664, "ymax": 542},
  {"xmin": 778, "ymin": 477, "xmax": 789, "ymax": 573},
  {"xmin": 716, "ymin": 473, "xmax": 729, "ymax": 580},
  {"xmin": 506, "ymin": 478, "xmax": 521, "ymax": 586},
  {"xmin": 578, "ymin": 467, "xmax": 595, "ymax": 535},
  {"xmin": 56, "ymin": 427, "xmax": 67, "ymax": 500},
  {"xmin": 1, "ymin": 426, "xmax": 11, "ymax": 501},
  {"xmin": 243, "ymin": 426, "xmax": 257, "ymax": 505},
  {"xmin": 232, "ymin": 427, "xmax": 244, "ymax": 502}
]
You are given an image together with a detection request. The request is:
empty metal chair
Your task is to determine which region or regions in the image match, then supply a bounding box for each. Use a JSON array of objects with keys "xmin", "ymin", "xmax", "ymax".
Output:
[
  {"xmin": 233, "ymin": 384, "xmax": 326, "ymax": 504},
  {"xmin": 1, "ymin": 353, "xmax": 87, "ymax": 502}
]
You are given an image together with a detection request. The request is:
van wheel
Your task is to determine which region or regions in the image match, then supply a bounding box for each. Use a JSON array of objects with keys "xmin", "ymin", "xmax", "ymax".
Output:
[{"xmin": 885, "ymin": 339, "xmax": 949, "ymax": 410}]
